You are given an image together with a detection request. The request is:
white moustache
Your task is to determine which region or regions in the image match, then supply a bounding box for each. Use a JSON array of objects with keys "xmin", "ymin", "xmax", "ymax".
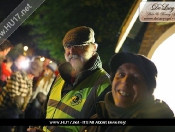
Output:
[{"xmin": 68, "ymin": 55, "xmax": 80, "ymax": 59}]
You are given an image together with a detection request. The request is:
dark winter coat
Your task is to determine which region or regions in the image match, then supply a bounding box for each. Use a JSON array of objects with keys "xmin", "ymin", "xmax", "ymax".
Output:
[
  {"xmin": 0, "ymin": 103, "xmax": 24, "ymax": 132},
  {"xmin": 25, "ymin": 98, "xmax": 43, "ymax": 119},
  {"xmin": 80, "ymin": 92, "xmax": 175, "ymax": 132}
]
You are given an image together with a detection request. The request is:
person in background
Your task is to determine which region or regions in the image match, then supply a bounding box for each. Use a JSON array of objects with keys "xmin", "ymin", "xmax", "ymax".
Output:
[
  {"xmin": 0, "ymin": 56, "xmax": 44, "ymax": 132},
  {"xmin": 11, "ymin": 54, "xmax": 27, "ymax": 72},
  {"xmin": 0, "ymin": 39, "xmax": 13, "ymax": 91},
  {"xmin": 80, "ymin": 52, "xmax": 175, "ymax": 132},
  {"xmin": 31, "ymin": 62, "xmax": 58, "ymax": 100},
  {"xmin": 0, "ymin": 95, "xmax": 25, "ymax": 132},
  {"xmin": 27, "ymin": 26, "xmax": 111, "ymax": 132},
  {"xmin": 0, "ymin": 39, "xmax": 13, "ymax": 65},
  {"xmin": 43, "ymin": 58, "xmax": 51, "ymax": 71},
  {"xmin": 47, "ymin": 61, "xmax": 59, "ymax": 76},
  {"xmin": 0, "ymin": 56, "xmax": 44, "ymax": 111},
  {"xmin": 23, "ymin": 92, "xmax": 47, "ymax": 132},
  {"xmin": 25, "ymin": 92, "xmax": 47, "ymax": 119},
  {"xmin": 0, "ymin": 56, "xmax": 13, "ymax": 88},
  {"xmin": 32, "ymin": 57, "xmax": 51, "ymax": 92}
]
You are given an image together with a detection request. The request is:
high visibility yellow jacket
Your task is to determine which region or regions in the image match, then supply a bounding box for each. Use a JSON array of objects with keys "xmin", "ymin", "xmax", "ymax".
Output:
[
  {"xmin": 43, "ymin": 69, "xmax": 110, "ymax": 132},
  {"xmin": 43, "ymin": 54, "xmax": 111, "ymax": 132}
]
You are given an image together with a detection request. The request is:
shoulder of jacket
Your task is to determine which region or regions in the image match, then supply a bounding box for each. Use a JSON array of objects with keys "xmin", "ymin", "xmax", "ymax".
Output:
[{"xmin": 133, "ymin": 99, "xmax": 174, "ymax": 118}]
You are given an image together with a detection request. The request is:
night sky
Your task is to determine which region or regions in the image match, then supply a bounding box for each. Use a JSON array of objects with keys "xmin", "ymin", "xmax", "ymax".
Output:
[
  {"xmin": 0, "ymin": 0, "xmax": 26, "ymax": 44},
  {"xmin": 0, "ymin": 0, "xmax": 50, "ymax": 58}
]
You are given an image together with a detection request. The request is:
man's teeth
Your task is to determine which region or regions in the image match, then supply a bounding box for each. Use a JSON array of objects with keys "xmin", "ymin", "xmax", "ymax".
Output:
[{"xmin": 119, "ymin": 91, "xmax": 129, "ymax": 96}]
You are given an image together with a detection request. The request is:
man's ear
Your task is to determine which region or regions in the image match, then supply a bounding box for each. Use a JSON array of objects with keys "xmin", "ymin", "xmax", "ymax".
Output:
[{"xmin": 93, "ymin": 43, "xmax": 98, "ymax": 51}]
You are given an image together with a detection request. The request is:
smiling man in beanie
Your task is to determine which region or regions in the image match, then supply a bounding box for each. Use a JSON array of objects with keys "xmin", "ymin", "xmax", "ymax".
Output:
[
  {"xmin": 28, "ymin": 26, "xmax": 111, "ymax": 132},
  {"xmin": 80, "ymin": 52, "xmax": 175, "ymax": 132}
]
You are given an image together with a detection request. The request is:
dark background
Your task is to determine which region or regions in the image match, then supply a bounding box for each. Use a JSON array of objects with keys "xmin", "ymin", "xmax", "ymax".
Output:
[{"xmin": 0, "ymin": 0, "xmax": 135, "ymax": 72}]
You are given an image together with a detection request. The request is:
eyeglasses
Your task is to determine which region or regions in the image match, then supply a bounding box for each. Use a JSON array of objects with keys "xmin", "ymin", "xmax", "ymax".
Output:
[{"xmin": 64, "ymin": 43, "xmax": 90, "ymax": 50}]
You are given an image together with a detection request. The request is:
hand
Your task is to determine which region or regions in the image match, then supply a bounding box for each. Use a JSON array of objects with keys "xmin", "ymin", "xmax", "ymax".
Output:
[{"xmin": 27, "ymin": 127, "xmax": 44, "ymax": 132}]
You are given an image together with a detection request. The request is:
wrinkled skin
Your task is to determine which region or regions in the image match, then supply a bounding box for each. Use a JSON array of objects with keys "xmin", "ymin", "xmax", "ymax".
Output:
[{"xmin": 64, "ymin": 44, "xmax": 97, "ymax": 73}]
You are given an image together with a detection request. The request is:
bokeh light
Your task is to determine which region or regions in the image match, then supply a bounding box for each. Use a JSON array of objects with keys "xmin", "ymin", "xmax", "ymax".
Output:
[{"xmin": 151, "ymin": 33, "xmax": 175, "ymax": 115}]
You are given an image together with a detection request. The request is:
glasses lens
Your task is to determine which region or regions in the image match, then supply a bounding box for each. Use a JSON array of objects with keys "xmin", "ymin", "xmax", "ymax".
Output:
[
  {"xmin": 64, "ymin": 44, "xmax": 71, "ymax": 49},
  {"xmin": 73, "ymin": 45, "xmax": 84, "ymax": 49},
  {"xmin": 64, "ymin": 43, "xmax": 89, "ymax": 50}
]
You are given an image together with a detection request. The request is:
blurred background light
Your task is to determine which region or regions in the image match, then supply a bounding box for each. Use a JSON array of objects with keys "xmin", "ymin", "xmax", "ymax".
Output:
[
  {"xmin": 23, "ymin": 46, "xmax": 28, "ymax": 51},
  {"xmin": 19, "ymin": 57, "xmax": 30, "ymax": 69},
  {"xmin": 40, "ymin": 57, "xmax": 45, "ymax": 62},
  {"xmin": 151, "ymin": 33, "xmax": 175, "ymax": 114}
]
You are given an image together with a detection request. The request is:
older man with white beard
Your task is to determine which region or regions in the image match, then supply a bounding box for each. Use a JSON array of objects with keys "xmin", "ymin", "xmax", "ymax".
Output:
[{"xmin": 27, "ymin": 26, "xmax": 111, "ymax": 132}]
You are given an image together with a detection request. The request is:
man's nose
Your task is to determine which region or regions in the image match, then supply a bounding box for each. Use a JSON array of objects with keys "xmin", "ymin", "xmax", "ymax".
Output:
[
  {"xmin": 122, "ymin": 75, "xmax": 132, "ymax": 85},
  {"xmin": 66, "ymin": 46, "xmax": 75, "ymax": 54}
]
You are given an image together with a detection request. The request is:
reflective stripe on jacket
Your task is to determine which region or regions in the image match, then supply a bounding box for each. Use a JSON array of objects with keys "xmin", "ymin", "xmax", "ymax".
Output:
[{"xmin": 44, "ymin": 69, "xmax": 110, "ymax": 132}]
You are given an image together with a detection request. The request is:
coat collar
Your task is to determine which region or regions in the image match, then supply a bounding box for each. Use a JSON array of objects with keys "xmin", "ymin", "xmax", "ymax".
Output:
[{"xmin": 58, "ymin": 53, "xmax": 102, "ymax": 85}]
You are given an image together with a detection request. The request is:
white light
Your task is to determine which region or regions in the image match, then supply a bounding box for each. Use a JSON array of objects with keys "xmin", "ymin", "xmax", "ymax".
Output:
[
  {"xmin": 40, "ymin": 57, "xmax": 45, "ymax": 62},
  {"xmin": 23, "ymin": 46, "xmax": 28, "ymax": 51},
  {"xmin": 19, "ymin": 58, "xmax": 30, "ymax": 69},
  {"xmin": 151, "ymin": 33, "xmax": 175, "ymax": 115}
]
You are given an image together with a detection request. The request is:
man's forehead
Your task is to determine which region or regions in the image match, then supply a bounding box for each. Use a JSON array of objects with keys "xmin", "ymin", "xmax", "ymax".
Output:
[{"xmin": 117, "ymin": 63, "xmax": 143, "ymax": 72}]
